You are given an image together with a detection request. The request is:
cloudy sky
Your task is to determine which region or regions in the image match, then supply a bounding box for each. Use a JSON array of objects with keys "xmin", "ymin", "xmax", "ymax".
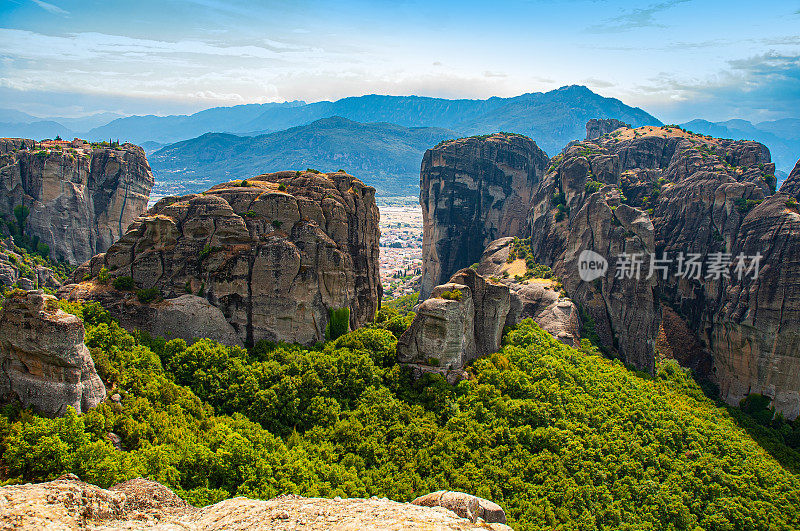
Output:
[{"xmin": 1, "ymin": 0, "xmax": 798, "ymax": 123}]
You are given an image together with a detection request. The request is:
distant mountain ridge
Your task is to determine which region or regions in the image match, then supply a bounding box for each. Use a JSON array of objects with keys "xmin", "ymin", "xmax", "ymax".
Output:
[
  {"xmin": 94, "ymin": 86, "xmax": 659, "ymax": 157},
  {"xmin": 150, "ymin": 117, "xmax": 457, "ymax": 195}
]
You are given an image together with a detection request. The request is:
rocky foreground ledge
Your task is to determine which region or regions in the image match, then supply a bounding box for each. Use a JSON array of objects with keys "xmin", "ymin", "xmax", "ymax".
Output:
[{"xmin": 0, "ymin": 476, "xmax": 512, "ymax": 530}]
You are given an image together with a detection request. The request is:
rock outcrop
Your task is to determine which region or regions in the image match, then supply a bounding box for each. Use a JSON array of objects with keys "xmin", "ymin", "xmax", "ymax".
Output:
[
  {"xmin": 585, "ymin": 118, "xmax": 629, "ymax": 140},
  {"xmin": 62, "ymin": 171, "xmax": 381, "ymax": 347},
  {"xmin": 0, "ymin": 137, "xmax": 153, "ymax": 264},
  {"xmin": 399, "ymin": 242, "xmax": 580, "ymax": 377},
  {"xmin": 0, "ymin": 237, "xmax": 62, "ymax": 290},
  {"xmin": 523, "ymin": 124, "xmax": 800, "ymax": 416},
  {"xmin": 0, "ymin": 477, "xmax": 512, "ymax": 530},
  {"xmin": 0, "ymin": 290, "xmax": 105, "ymax": 416},
  {"xmin": 420, "ymin": 133, "xmax": 548, "ymax": 299},
  {"xmin": 412, "ymin": 491, "xmax": 506, "ymax": 524}
]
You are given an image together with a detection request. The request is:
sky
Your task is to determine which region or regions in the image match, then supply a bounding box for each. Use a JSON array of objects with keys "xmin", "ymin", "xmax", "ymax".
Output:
[{"xmin": 1, "ymin": 0, "xmax": 799, "ymax": 123}]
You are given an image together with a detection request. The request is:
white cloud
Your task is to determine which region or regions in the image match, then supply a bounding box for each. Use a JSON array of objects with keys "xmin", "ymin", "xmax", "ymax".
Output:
[{"xmin": 30, "ymin": 0, "xmax": 68, "ymax": 16}]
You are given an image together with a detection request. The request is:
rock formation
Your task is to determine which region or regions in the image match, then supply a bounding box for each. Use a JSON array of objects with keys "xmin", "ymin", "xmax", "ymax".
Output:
[
  {"xmin": 0, "ymin": 137, "xmax": 154, "ymax": 264},
  {"xmin": 399, "ymin": 241, "xmax": 580, "ymax": 378},
  {"xmin": 585, "ymin": 118, "xmax": 630, "ymax": 140},
  {"xmin": 0, "ymin": 477, "xmax": 512, "ymax": 530},
  {"xmin": 417, "ymin": 122, "xmax": 799, "ymax": 416},
  {"xmin": 0, "ymin": 237, "xmax": 62, "ymax": 290},
  {"xmin": 420, "ymin": 133, "xmax": 548, "ymax": 299},
  {"xmin": 412, "ymin": 491, "xmax": 506, "ymax": 524},
  {"xmin": 62, "ymin": 171, "xmax": 381, "ymax": 347},
  {"xmin": 0, "ymin": 290, "xmax": 105, "ymax": 416},
  {"xmin": 524, "ymin": 124, "xmax": 799, "ymax": 416}
]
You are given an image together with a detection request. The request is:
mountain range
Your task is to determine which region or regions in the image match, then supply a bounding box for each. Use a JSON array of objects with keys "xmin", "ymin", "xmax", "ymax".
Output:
[
  {"xmin": 3, "ymin": 86, "xmax": 799, "ymax": 195},
  {"xmin": 150, "ymin": 117, "xmax": 457, "ymax": 195}
]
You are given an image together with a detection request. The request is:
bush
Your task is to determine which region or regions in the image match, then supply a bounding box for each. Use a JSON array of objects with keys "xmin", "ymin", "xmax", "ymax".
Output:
[
  {"xmin": 97, "ymin": 267, "xmax": 110, "ymax": 284},
  {"xmin": 112, "ymin": 276, "xmax": 135, "ymax": 291},
  {"xmin": 326, "ymin": 307, "xmax": 350, "ymax": 341},
  {"xmin": 278, "ymin": 183, "xmax": 287, "ymax": 191},
  {"xmin": 136, "ymin": 288, "xmax": 162, "ymax": 304},
  {"xmin": 438, "ymin": 289, "xmax": 462, "ymax": 301}
]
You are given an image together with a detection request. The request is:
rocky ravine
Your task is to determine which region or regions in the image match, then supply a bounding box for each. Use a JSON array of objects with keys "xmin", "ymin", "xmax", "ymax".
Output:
[
  {"xmin": 0, "ymin": 138, "xmax": 153, "ymax": 264},
  {"xmin": 0, "ymin": 290, "xmax": 105, "ymax": 417},
  {"xmin": 420, "ymin": 133, "xmax": 548, "ymax": 299},
  {"xmin": 0, "ymin": 477, "xmax": 511, "ymax": 530},
  {"xmin": 62, "ymin": 171, "xmax": 381, "ymax": 347}
]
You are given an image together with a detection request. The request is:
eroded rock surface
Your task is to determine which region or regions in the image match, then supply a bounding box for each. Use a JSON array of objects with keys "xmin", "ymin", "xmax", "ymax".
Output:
[
  {"xmin": 62, "ymin": 171, "xmax": 381, "ymax": 347},
  {"xmin": 420, "ymin": 133, "xmax": 548, "ymax": 299},
  {"xmin": 524, "ymin": 124, "xmax": 800, "ymax": 415},
  {"xmin": 0, "ymin": 478, "xmax": 512, "ymax": 530},
  {"xmin": 0, "ymin": 290, "xmax": 105, "ymax": 416},
  {"xmin": 0, "ymin": 138, "xmax": 154, "ymax": 264}
]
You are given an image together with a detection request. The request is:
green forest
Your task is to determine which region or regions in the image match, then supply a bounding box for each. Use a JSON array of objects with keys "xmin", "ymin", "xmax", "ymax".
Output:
[{"xmin": 1, "ymin": 297, "xmax": 799, "ymax": 530}]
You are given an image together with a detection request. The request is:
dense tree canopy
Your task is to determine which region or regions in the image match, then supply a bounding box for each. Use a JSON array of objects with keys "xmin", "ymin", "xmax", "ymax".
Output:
[{"xmin": 1, "ymin": 300, "xmax": 798, "ymax": 529}]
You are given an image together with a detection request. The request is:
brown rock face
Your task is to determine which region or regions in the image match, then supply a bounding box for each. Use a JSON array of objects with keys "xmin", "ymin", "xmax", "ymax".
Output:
[
  {"xmin": 524, "ymin": 124, "xmax": 800, "ymax": 416},
  {"xmin": 420, "ymin": 133, "xmax": 548, "ymax": 299},
  {"xmin": 0, "ymin": 478, "xmax": 512, "ymax": 530},
  {"xmin": 0, "ymin": 138, "xmax": 153, "ymax": 264},
  {"xmin": 63, "ymin": 171, "xmax": 381, "ymax": 347},
  {"xmin": 398, "ymin": 258, "xmax": 581, "ymax": 377},
  {"xmin": 0, "ymin": 290, "xmax": 105, "ymax": 416}
]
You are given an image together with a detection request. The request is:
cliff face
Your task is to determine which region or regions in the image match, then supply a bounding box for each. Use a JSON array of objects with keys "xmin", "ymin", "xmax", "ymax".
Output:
[
  {"xmin": 525, "ymin": 125, "xmax": 800, "ymax": 416},
  {"xmin": 0, "ymin": 138, "xmax": 153, "ymax": 264},
  {"xmin": 63, "ymin": 171, "xmax": 381, "ymax": 347},
  {"xmin": 0, "ymin": 290, "xmax": 105, "ymax": 416},
  {"xmin": 419, "ymin": 133, "xmax": 548, "ymax": 299}
]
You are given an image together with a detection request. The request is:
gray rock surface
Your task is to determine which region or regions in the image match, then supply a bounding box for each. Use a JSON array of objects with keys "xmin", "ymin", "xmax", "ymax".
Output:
[
  {"xmin": 420, "ymin": 133, "xmax": 548, "ymax": 299},
  {"xmin": 0, "ymin": 138, "xmax": 153, "ymax": 264},
  {"xmin": 0, "ymin": 478, "xmax": 512, "ymax": 530},
  {"xmin": 0, "ymin": 290, "xmax": 105, "ymax": 416}
]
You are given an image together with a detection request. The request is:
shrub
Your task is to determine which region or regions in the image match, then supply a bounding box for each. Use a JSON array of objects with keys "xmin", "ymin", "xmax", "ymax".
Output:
[
  {"xmin": 97, "ymin": 267, "xmax": 110, "ymax": 284},
  {"xmin": 438, "ymin": 289, "xmax": 462, "ymax": 301},
  {"xmin": 112, "ymin": 276, "xmax": 135, "ymax": 291},
  {"xmin": 136, "ymin": 288, "xmax": 162, "ymax": 304},
  {"xmin": 271, "ymin": 220, "xmax": 283, "ymax": 230},
  {"xmin": 326, "ymin": 307, "xmax": 350, "ymax": 340},
  {"xmin": 278, "ymin": 183, "xmax": 287, "ymax": 191},
  {"xmin": 585, "ymin": 180, "xmax": 603, "ymax": 194}
]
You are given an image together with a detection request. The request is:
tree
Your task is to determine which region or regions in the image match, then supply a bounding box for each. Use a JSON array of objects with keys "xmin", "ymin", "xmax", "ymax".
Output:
[{"xmin": 13, "ymin": 205, "xmax": 29, "ymax": 236}]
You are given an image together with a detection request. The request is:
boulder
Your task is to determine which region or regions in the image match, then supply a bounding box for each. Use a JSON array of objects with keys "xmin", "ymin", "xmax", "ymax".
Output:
[
  {"xmin": 411, "ymin": 491, "xmax": 507, "ymax": 524},
  {"xmin": 0, "ymin": 290, "xmax": 105, "ymax": 416}
]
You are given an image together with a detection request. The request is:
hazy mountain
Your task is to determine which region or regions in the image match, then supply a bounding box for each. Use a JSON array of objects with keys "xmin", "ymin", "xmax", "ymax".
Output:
[
  {"xmin": 150, "ymin": 117, "xmax": 457, "ymax": 196},
  {"xmin": 680, "ymin": 118, "xmax": 800, "ymax": 177},
  {"xmin": 89, "ymin": 86, "xmax": 660, "ymax": 157},
  {"xmin": 0, "ymin": 121, "xmax": 77, "ymax": 140},
  {"xmin": 88, "ymin": 101, "xmax": 306, "ymax": 145}
]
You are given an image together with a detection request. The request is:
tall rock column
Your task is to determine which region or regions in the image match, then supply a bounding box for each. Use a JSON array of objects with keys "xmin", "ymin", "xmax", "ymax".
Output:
[
  {"xmin": 0, "ymin": 138, "xmax": 154, "ymax": 264},
  {"xmin": 419, "ymin": 133, "xmax": 548, "ymax": 299}
]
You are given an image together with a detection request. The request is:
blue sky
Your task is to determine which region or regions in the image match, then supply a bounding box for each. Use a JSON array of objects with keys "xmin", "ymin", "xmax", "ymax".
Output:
[{"xmin": 1, "ymin": 0, "xmax": 799, "ymax": 123}]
